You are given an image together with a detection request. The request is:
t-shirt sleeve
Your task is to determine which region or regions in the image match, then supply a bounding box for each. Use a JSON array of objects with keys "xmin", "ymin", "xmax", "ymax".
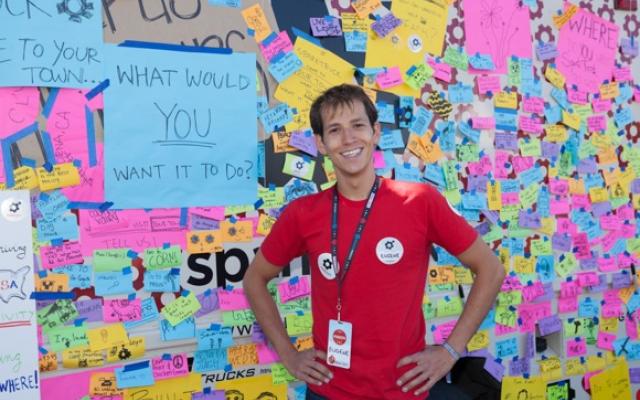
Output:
[
  {"xmin": 260, "ymin": 199, "xmax": 306, "ymax": 267},
  {"xmin": 425, "ymin": 185, "xmax": 478, "ymax": 255}
]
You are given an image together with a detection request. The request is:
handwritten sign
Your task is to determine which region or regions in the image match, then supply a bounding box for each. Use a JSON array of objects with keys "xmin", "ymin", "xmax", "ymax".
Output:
[
  {"xmin": 0, "ymin": 1, "xmax": 103, "ymax": 87},
  {"xmin": 104, "ymin": 44, "xmax": 257, "ymax": 208},
  {"xmin": 557, "ymin": 8, "xmax": 619, "ymax": 93},
  {"xmin": 0, "ymin": 191, "xmax": 39, "ymax": 400}
]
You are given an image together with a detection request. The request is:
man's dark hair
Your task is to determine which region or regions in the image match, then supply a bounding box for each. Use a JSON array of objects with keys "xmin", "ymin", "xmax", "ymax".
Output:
[{"xmin": 309, "ymin": 84, "xmax": 378, "ymax": 137}]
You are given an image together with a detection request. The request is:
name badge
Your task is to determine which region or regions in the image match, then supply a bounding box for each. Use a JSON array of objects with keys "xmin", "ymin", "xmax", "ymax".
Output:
[{"xmin": 327, "ymin": 319, "xmax": 352, "ymax": 369}]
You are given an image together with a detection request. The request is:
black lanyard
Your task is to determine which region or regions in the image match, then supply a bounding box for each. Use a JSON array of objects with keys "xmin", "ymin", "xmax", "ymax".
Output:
[{"xmin": 331, "ymin": 177, "xmax": 380, "ymax": 321}]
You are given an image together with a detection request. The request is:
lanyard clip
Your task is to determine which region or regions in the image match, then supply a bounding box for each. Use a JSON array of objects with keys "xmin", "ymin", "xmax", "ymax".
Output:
[{"xmin": 336, "ymin": 299, "xmax": 342, "ymax": 322}]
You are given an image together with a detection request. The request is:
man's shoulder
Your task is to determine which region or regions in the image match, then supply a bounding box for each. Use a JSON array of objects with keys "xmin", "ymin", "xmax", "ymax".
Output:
[{"xmin": 382, "ymin": 177, "xmax": 438, "ymax": 201}]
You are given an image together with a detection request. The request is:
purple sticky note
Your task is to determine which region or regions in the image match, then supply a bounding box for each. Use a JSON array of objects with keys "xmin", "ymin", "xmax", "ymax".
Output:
[
  {"xmin": 494, "ymin": 132, "xmax": 518, "ymax": 151},
  {"xmin": 371, "ymin": 13, "xmax": 402, "ymax": 38},
  {"xmin": 629, "ymin": 367, "xmax": 640, "ymax": 384},
  {"xmin": 577, "ymin": 158, "xmax": 598, "ymax": 174},
  {"xmin": 195, "ymin": 290, "xmax": 220, "ymax": 318},
  {"xmin": 191, "ymin": 214, "xmax": 220, "ymax": 230},
  {"xmin": 252, "ymin": 321, "xmax": 267, "ymax": 343},
  {"xmin": 519, "ymin": 210, "xmax": 541, "ymax": 229},
  {"xmin": 588, "ymin": 274, "xmax": 608, "ymax": 293},
  {"xmin": 482, "ymin": 210, "xmax": 500, "ymax": 225},
  {"xmin": 75, "ymin": 298, "xmax": 104, "ymax": 322},
  {"xmin": 537, "ymin": 315, "xmax": 562, "ymax": 336},
  {"xmin": 467, "ymin": 175, "xmax": 489, "ymax": 192},
  {"xmin": 612, "ymin": 272, "xmax": 632, "ymax": 289},
  {"xmin": 475, "ymin": 221, "xmax": 491, "ymax": 236},
  {"xmin": 537, "ymin": 282, "xmax": 555, "ymax": 301},
  {"xmin": 552, "ymin": 233, "xmax": 572, "ymax": 252},
  {"xmin": 192, "ymin": 391, "xmax": 225, "ymax": 400},
  {"xmin": 309, "ymin": 17, "xmax": 342, "ymax": 37},
  {"xmin": 484, "ymin": 357, "xmax": 505, "ymax": 382},
  {"xmin": 631, "ymin": 179, "xmax": 640, "ymax": 194},
  {"xmin": 591, "ymin": 201, "xmax": 612, "ymax": 217},
  {"xmin": 541, "ymin": 142, "xmax": 560, "ymax": 159},
  {"xmin": 580, "ymin": 255, "xmax": 598, "ymax": 270},
  {"xmin": 289, "ymin": 130, "xmax": 318, "ymax": 157},
  {"xmin": 524, "ymin": 332, "xmax": 535, "ymax": 359},
  {"xmin": 509, "ymin": 357, "xmax": 530, "ymax": 376},
  {"xmin": 465, "ymin": 348, "xmax": 490, "ymax": 358}
]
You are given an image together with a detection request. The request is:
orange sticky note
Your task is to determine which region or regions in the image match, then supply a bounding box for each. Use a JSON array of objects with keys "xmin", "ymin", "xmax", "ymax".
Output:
[
  {"xmin": 241, "ymin": 4, "xmax": 272, "ymax": 42},
  {"xmin": 186, "ymin": 230, "xmax": 223, "ymax": 253},
  {"xmin": 90, "ymin": 372, "xmax": 123, "ymax": 397},
  {"xmin": 220, "ymin": 220, "xmax": 253, "ymax": 242}
]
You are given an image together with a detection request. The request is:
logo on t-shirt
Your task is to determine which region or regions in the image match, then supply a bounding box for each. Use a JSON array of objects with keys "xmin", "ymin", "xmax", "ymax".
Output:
[
  {"xmin": 317, "ymin": 253, "xmax": 338, "ymax": 280},
  {"xmin": 375, "ymin": 237, "xmax": 404, "ymax": 265},
  {"xmin": 333, "ymin": 329, "xmax": 347, "ymax": 345}
]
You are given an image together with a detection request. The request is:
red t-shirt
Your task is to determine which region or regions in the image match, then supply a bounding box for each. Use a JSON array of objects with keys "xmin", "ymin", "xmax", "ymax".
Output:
[{"xmin": 261, "ymin": 178, "xmax": 478, "ymax": 399}]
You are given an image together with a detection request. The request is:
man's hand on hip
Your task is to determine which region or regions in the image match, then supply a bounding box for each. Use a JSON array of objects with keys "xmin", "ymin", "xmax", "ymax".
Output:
[
  {"xmin": 283, "ymin": 348, "xmax": 333, "ymax": 387},
  {"xmin": 396, "ymin": 345, "xmax": 457, "ymax": 396}
]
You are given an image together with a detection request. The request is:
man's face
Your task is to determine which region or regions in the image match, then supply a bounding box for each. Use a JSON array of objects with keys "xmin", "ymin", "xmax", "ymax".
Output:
[{"xmin": 315, "ymin": 100, "xmax": 380, "ymax": 181}]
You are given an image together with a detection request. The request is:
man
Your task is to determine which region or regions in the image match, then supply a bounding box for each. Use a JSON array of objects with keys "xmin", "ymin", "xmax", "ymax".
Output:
[{"xmin": 244, "ymin": 84, "xmax": 505, "ymax": 399}]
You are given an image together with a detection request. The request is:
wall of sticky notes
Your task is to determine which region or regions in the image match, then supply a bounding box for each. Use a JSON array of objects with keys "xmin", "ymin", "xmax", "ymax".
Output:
[{"xmin": 0, "ymin": 0, "xmax": 638, "ymax": 399}]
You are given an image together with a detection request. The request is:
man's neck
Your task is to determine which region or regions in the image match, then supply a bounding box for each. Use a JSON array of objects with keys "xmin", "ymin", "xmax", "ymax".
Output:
[{"xmin": 335, "ymin": 169, "xmax": 377, "ymax": 201}]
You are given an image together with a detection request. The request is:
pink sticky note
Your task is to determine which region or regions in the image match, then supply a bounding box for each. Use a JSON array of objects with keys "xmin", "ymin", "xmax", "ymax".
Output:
[
  {"xmin": 522, "ymin": 96, "xmax": 544, "ymax": 114},
  {"xmin": 571, "ymin": 194, "xmax": 591, "ymax": 209},
  {"xmin": 0, "ymin": 87, "xmax": 40, "ymax": 139},
  {"xmin": 467, "ymin": 155, "xmax": 492, "ymax": 175},
  {"xmin": 432, "ymin": 320, "xmax": 457, "ymax": 344},
  {"xmin": 259, "ymin": 31, "xmax": 294, "ymax": 63},
  {"xmin": 634, "ymin": 86, "xmax": 640, "ymax": 102},
  {"xmin": 465, "ymin": 0, "xmax": 532, "ymax": 74},
  {"xmin": 558, "ymin": 296, "xmax": 578, "ymax": 313},
  {"xmin": 549, "ymin": 179, "xmax": 569, "ymax": 196},
  {"xmin": 592, "ymin": 97, "xmax": 612, "ymax": 113},
  {"xmin": 627, "ymin": 316, "xmax": 639, "ymax": 340},
  {"xmin": 522, "ymin": 282, "xmax": 545, "ymax": 302},
  {"xmin": 41, "ymin": 366, "xmax": 119, "ymax": 400},
  {"xmin": 62, "ymin": 142, "xmax": 105, "ymax": 202},
  {"xmin": 218, "ymin": 288, "xmax": 251, "ymax": 311},
  {"xmin": 427, "ymin": 59, "xmax": 452, "ymax": 82},
  {"xmin": 555, "ymin": 217, "xmax": 576, "ymax": 234},
  {"xmin": 40, "ymin": 241, "xmax": 84, "ymax": 269},
  {"xmin": 613, "ymin": 67, "xmax": 631, "ymax": 82},
  {"xmin": 47, "ymin": 89, "xmax": 91, "ymax": 165},
  {"xmin": 567, "ymin": 88, "xmax": 588, "ymax": 104},
  {"xmin": 495, "ymin": 323, "xmax": 517, "ymax": 336},
  {"xmin": 601, "ymin": 301, "xmax": 622, "ymax": 319},
  {"xmin": 373, "ymin": 150, "xmax": 386, "ymax": 168},
  {"xmin": 256, "ymin": 342, "xmax": 280, "ymax": 364},
  {"xmin": 566, "ymin": 338, "xmax": 587, "ymax": 357},
  {"xmin": 152, "ymin": 353, "xmax": 189, "ymax": 380},
  {"xmin": 471, "ymin": 117, "xmax": 496, "ymax": 130},
  {"xmin": 557, "ymin": 8, "xmax": 619, "ymax": 93},
  {"xmin": 103, "ymin": 299, "xmax": 142, "ymax": 323},
  {"xmin": 190, "ymin": 206, "xmax": 226, "ymax": 221},
  {"xmin": 587, "ymin": 115, "xmax": 607, "ymax": 132},
  {"xmin": 518, "ymin": 302, "xmax": 552, "ymax": 333},
  {"xmin": 511, "ymin": 156, "xmax": 534, "ymax": 173},
  {"xmin": 476, "ymin": 75, "xmax": 501, "ymax": 95},
  {"xmin": 501, "ymin": 192, "xmax": 519, "ymax": 206},
  {"xmin": 376, "ymin": 66, "xmax": 403, "ymax": 89},
  {"xmin": 549, "ymin": 198, "xmax": 570, "ymax": 215},
  {"xmin": 81, "ymin": 88, "xmax": 104, "ymax": 111},
  {"xmin": 278, "ymin": 276, "xmax": 310, "ymax": 303},
  {"xmin": 576, "ymin": 272, "xmax": 599, "ymax": 287},
  {"xmin": 598, "ymin": 256, "xmax": 618, "ymax": 272},
  {"xmin": 560, "ymin": 280, "xmax": 580, "ymax": 298},
  {"xmin": 596, "ymin": 331, "xmax": 616, "ymax": 351},
  {"xmin": 493, "ymin": 151, "xmax": 511, "ymax": 179},
  {"xmin": 600, "ymin": 215, "xmax": 622, "ymax": 231},
  {"xmin": 617, "ymin": 204, "xmax": 635, "ymax": 220},
  {"xmin": 518, "ymin": 115, "xmax": 543, "ymax": 134}
]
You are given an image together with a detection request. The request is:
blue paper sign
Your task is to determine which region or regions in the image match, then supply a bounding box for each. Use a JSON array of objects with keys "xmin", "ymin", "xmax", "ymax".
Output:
[
  {"xmin": 104, "ymin": 44, "xmax": 257, "ymax": 208},
  {"xmin": 143, "ymin": 269, "xmax": 180, "ymax": 293},
  {"xmin": 94, "ymin": 270, "xmax": 134, "ymax": 296},
  {"xmin": 0, "ymin": 0, "xmax": 104, "ymax": 87},
  {"xmin": 160, "ymin": 317, "xmax": 196, "ymax": 341},
  {"xmin": 115, "ymin": 362, "xmax": 155, "ymax": 389}
]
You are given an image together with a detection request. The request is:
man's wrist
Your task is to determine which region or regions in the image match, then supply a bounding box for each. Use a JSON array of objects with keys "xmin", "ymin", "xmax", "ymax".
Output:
[{"xmin": 441, "ymin": 342, "xmax": 461, "ymax": 362}]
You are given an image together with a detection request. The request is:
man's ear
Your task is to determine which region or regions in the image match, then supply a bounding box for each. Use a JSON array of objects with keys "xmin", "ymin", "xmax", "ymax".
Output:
[
  {"xmin": 372, "ymin": 121, "xmax": 381, "ymax": 144},
  {"xmin": 315, "ymin": 133, "xmax": 327, "ymax": 155}
]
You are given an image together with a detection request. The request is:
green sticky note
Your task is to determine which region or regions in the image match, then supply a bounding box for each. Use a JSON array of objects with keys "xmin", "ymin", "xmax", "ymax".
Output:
[
  {"xmin": 278, "ymin": 297, "xmax": 311, "ymax": 314},
  {"xmin": 429, "ymin": 283, "xmax": 455, "ymax": 292},
  {"xmin": 555, "ymin": 253, "xmax": 578, "ymax": 278},
  {"xmin": 497, "ymin": 291, "xmax": 522, "ymax": 307},
  {"xmin": 507, "ymin": 57, "xmax": 521, "ymax": 87},
  {"xmin": 224, "ymin": 204, "xmax": 254, "ymax": 215},
  {"xmin": 405, "ymin": 63, "xmax": 433, "ymax": 89},
  {"xmin": 443, "ymin": 47, "xmax": 469, "ymax": 71},
  {"xmin": 143, "ymin": 245, "xmax": 182, "ymax": 270},
  {"xmin": 578, "ymin": 141, "xmax": 598, "ymax": 159},
  {"xmin": 283, "ymin": 153, "xmax": 315, "ymax": 181},
  {"xmin": 258, "ymin": 187, "xmax": 286, "ymax": 209},
  {"xmin": 47, "ymin": 325, "xmax": 89, "ymax": 352},
  {"xmin": 627, "ymin": 238, "xmax": 640, "ymax": 254},
  {"xmin": 37, "ymin": 299, "xmax": 79, "ymax": 332},
  {"xmin": 423, "ymin": 302, "xmax": 436, "ymax": 319},
  {"xmin": 519, "ymin": 138, "xmax": 541, "ymax": 157},
  {"xmin": 547, "ymin": 382, "xmax": 569, "ymax": 400},
  {"xmin": 563, "ymin": 318, "xmax": 588, "ymax": 338},
  {"xmin": 483, "ymin": 226, "xmax": 503, "ymax": 243},
  {"xmin": 572, "ymin": 104, "xmax": 592, "ymax": 119},
  {"xmin": 530, "ymin": 238, "xmax": 552, "ymax": 256},
  {"xmin": 285, "ymin": 313, "xmax": 312, "ymax": 336},
  {"xmin": 443, "ymin": 160, "xmax": 459, "ymax": 190},
  {"xmin": 494, "ymin": 305, "xmax": 517, "ymax": 327},
  {"xmin": 93, "ymin": 248, "xmax": 130, "ymax": 272},
  {"xmin": 456, "ymin": 144, "xmax": 479, "ymax": 162},
  {"xmin": 558, "ymin": 152, "xmax": 574, "ymax": 177},
  {"xmin": 161, "ymin": 292, "xmax": 201, "ymax": 326},
  {"xmin": 222, "ymin": 310, "xmax": 256, "ymax": 327},
  {"xmin": 272, "ymin": 363, "xmax": 296, "ymax": 384},
  {"xmin": 507, "ymin": 226, "xmax": 534, "ymax": 238},
  {"xmin": 519, "ymin": 184, "xmax": 539, "ymax": 209},
  {"xmin": 436, "ymin": 296, "xmax": 463, "ymax": 317}
]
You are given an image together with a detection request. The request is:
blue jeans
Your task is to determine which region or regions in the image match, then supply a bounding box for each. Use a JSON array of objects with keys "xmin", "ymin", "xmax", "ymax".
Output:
[{"xmin": 305, "ymin": 378, "xmax": 471, "ymax": 399}]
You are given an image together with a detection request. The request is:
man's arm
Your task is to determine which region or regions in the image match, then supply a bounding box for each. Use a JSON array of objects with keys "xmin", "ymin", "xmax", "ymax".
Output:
[
  {"xmin": 397, "ymin": 236, "xmax": 505, "ymax": 395},
  {"xmin": 243, "ymin": 250, "xmax": 333, "ymax": 386}
]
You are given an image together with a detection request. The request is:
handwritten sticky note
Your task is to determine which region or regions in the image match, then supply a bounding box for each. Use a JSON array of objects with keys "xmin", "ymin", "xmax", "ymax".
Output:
[
  {"xmin": 269, "ymin": 51, "xmax": 303, "ymax": 83},
  {"xmin": 283, "ymin": 153, "xmax": 315, "ymax": 181},
  {"xmin": 38, "ymin": 299, "xmax": 79, "ymax": 332},
  {"xmin": 197, "ymin": 326, "xmax": 233, "ymax": 350},
  {"xmin": 351, "ymin": 0, "xmax": 382, "ymax": 18},
  {"xmin": 590, "ymin": 360, "xmax": 632, "ymax": 400},
  {"xmin": 193, "ymin": 348, "xmax": 228, "ymax": 372},
  {"xmin": 371, "ymin": 12, "xmax": 402, "ymax": 38},
  {"xmin": 95, "ymin": 270, "xmax": 134, "ymax": 296},
  {"xmin": 107, "ymin": 336, "xmax": 146, "ymax": 363},
  {"xmin": 144, "ymin": 268, "xmax": 180, "ymax": 292},
  {"xmin": 36, "ymin": 162, "xmax": 80, "ymax": 191},
  {"xmin": 40, "ymin": 241, "xmax": 83, "ymax": 269},
  {"xmin": 285, "ymin": 313, "xmax": 312, "ymax": 336},
  {"xmin": 222, "ymin": 309, "xmax": 256, "ymax": 326},
  {"xmin": 89, "ymin": 372, "xmax": 123, "ymax": 397},
  {"xmin": 278, "ymin": 276, "xmax": 311, "ymax": 303},
  {"xmin": 62, "ymin": 346, "xmax": 104, "ymax": 368},
  {"xmin": 376, "ymin": 67, "xmax": 403, "ymax": 89},
  {"xmin": 47, "ymin": 325, "xmax": 88, "ymax": 351},
  {"xmin": 152, "ymin": 353, "xmax": 189, "ymax": 380},
  {"xmin": 115, "ymin": 361, "xmax": 155, "ymax": 389},
  {"xmin": 260, "ymin": 31, "xmax": 293, "ymax": 63},
  {"xmin": 160, "ymin": 317, "xmax": 196, "ymax": 341},
  {"xmin": 103, "ymin": 299, "xmax": 142, "ymax": 323},
  {"xmin": 241, "ymin": 3, "xmax": 272, "ymax": 42},
  {"xmin": 162, "ymin": 292, "xmax": 202, "ymax": 326},
  {"xmin": 310, "ymin": 16, "xmax": 342, "ymax": 37},
  {"xmin": 143, "ymin": 246, "xmax": 181, "ymax": 270},
  {"xmin": 218, "ymin": 287, "xmax": 251, "ymax": 311},
  {"xmin": 87, "ymin": 323, "xmax": 128, "ymax": 351},
  {"xmin": 228, "ymin": 343, "xmax": 259, "ymax": 368}
]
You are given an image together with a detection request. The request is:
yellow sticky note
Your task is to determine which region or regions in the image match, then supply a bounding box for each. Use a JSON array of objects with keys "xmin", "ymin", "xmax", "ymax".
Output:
[
  {"xmin": 271, "ymin": 131, "xmax": 297, "ymax": 153},
  {"xmin": 87, "ymin": 324, "xmax": 128, "ymax": 352},
  {"xmin": 406, "ymin": 133, "xmax": 429, "ymax": 161},
  {"xmin": 258, "ymin": 186, "xmax": 285, "ymax": 209},
  {"xmin": 590, "ymin": 360, "xmax": 631, "ymax": 400},
  {"xmin": 124, "ymin": 373, "xmax": 202, "ymax": 400},
  {"xmin": 220, "ymin": 220, "xmax": 253, "ymax": 242},
  {"xmin": 283, "ymin": 153, "xmax": 316, "ymax": 180},
  {"xmin": 589, "ymin": 187, "xmax": 609, "ymax": 203},
  {"xmin": 161, "ymin": 292, "xmax": 201, "ymax": 326},
  {"xmin": 487, "ymin": 181, "xmax": 502, "ymax": 210},
  {"xmin": 256, "ymin": 213, "xmax": 277, "ymax": 236},
  {"xmin": 552, "ymin": 4, "xmax": 578, "ymax": 29},
  {"xmin": 13, "ymin": 166, "xmax": 39, "ymax": 190},
  {"xmin": 599, "ymin": 82, "xmax": 620, "ymax": 100},
  {"xmin": 420, "ymin": 131, "xmax": 444, "ymax": 163},
  {"xmin": 276, "ymin": 38, "xmax": 355, "ymax": 130},
  {"xmin": 39, "ymin": 352, "xmax": 58, "ymax": 372},
  {"xmin": 351, "ymin": 0, "xmax": 382, "ymax": 18},
  {"xmin": 186, "ymin": 230, "xmax": 223, "ymax": 254},
  {"xmin": 453, "ymin": 267, "xmax": 473, "ymax": 285},
  {"xmin": 538, "ymin": 357, "xmax": 563, "ymax": 381},
  {"xmin": 494, "ymin": 91, "xmax": 518, "ymax": 109},
  {"xmin": 36, "ymin": 162, "xmax": 80, "ymax": 191},
  {"xmin": 62, "ymin": 345, "xmax": 105, "ymax": 368},
  {"xmin": 586, "ymin": 354, "xmax": 607, "ymax": 372},
  {"xmin": 428, "ymin": 266, "xmax": 455, "ymax": 285},
  {"xmin": 106, "ymin": 336, "xmax": 145, "ymax": 363},
  {"xmin": 494, "ymin": 306, "xmax": 517, "ymax": 327},
  {"xmin": 285, "ymin": 313, "xmax": 312, "ymax": 336},
  {"xmin": 227, "ymin": 343, "xmax": 259, "ymax": 368},
  {"xmin": 295, "ymin": 336, "xmax": 314, "ymax": 351},
  {"xmin": 467, "ymin": 330, "xmax": 489, "ymax": 352},
  {"xmin": 561, "ymin": 111, "xmax": 581, "ymax": 131},
  {"xmin": 241, "ymin": 3, "xmax": 272, "ymax": 42},
  {"xmin": 501, "ymin": 376, "xmax": 545, "ymax": 399},
  {"xmin": 544, "ymin": 65, "xmax": 566, "ymax": 88},
  {"xmin": 545, "ymin": 124, "xmax": 568, "ymax": 142},
  {"xmin": 513, "ymin": 256, "xmax": 535, "ymax": 275},
  {"xmin": 35, "ymin": 273, "xmax": 69, "ymax": 292},
  {"xmin": 341, "ymin": 12, "xmax": 369, "ymax": 32},
  {"xmin": 215, "ymin": 374, "xmax": 287, "ymax": 399},
  {"xmin": 565, "ymin": 357, "xmax": 587, "ymax": 376},
  {"xmin": 90, "ymin": 372, "xmax": 123, "ymax": 397}
]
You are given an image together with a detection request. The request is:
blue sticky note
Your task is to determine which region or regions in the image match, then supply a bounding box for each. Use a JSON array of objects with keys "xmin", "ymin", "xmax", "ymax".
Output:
[
  {"xmin": 268, "ymin": 51, "xmax": 303, "ymax": 83},
  {"xmin": 125, "ymin": 297, "xmax": 160, "ymax": 330},
  {"xmin": 209, "ymin": 0, "xmax": 241, "ymax": 7},
  {"xmin": 36, "ymin": 213, "xmax": 79, "ymax": 242},
  {"xmin": 143, "ymin": 269, "xmax": 180, "ymax": 293},
  {"xmin": 51, "ymin": 264, "xmax": 92, "ymax": 289},
  {"xmin": 193, "ymin": 348, "xmax": 229, "ymax": 372},
  {"xmin": 457, "ymin": 121, "xmax": 481, "ymax": 143},
  {"xmin": 376, "ymin": 102, "xmax": 396, "ymax": 124},
  {"xmin": 461, "ymin": 192, "xmax": 488, "ymax": 210},
  {"xmin": 160, "ymin": 317, "xmax": 196, "ymax": 341},
  {"xmin": 197, "ymin": 326, "xmax": 234, "ymax": 350},
  {"xmin": 0, "ymin": 1, "xmax": 104, "ymax": 87},
  {"xmin": 550, "ymin": 88, "xmax": 571, "ymax": 110},
  {"xmin": 103, "ymin": 44, "xmax": 257, "ymax": 209},
  {"xmin": 398, "ymin": 96, "xmax": 414, "ymax": 128},
  {"xmin": 36, "ymin": 190, "xmax": 70, "ymax": 221},
  {"xmin": 409, "ymin": 107, "xmax": 433, "ymax": 136},
  {"xmin": 615, "ymin": 107, "xmax": 633, "ymax": 128},
  {"xmin": 519, "ymin": 166, "xmax": 545, "ymax": 187},
  {"xmin": 544, "ymin": 104, "xmax": 562, "ymax": 124},
  {"xmin": 344, "ymin": 31, "xmax": 367, "ymax": 52},
  {"xmin": 496, "ymin": 337, "xmax": 518, "ymax": 358},
  {"xmin": 115, "ymin": 362, "xmax": 155, "ymax": 389},
  {"xmin": 94, "ymin": 271, "xmax": 134, "ymax": 296},
  {"xmin": 260, "ymin": 103, "xmax": 294, "ymax": 133},
  {"xmin": 256, "ymin": 96, "xmax": 268, "ymax": 116},
  {"xmin": 394, "ymin": 165, "xmax": 421, "ymax": 183},
  {"xmin": 494, "ymin": 109, "xmax": 518, "ymax": 132},
  {"xmin": 423, "ymin": 164, "xmax": 446, "ymax": 188},
  {"xmin": 257, "ymin": 141, "xmax": 265, "ymax": 179},
  {"xmin": 378, "ymin": 129, "xmax": 404, "ymax": 150},
  {"xmin": 448, "ymin": 83, "xmax": 474, "ymax": 104},
  {"xmin": 468, "ymin": 53, "xmax": 495, "ymax": 70}
]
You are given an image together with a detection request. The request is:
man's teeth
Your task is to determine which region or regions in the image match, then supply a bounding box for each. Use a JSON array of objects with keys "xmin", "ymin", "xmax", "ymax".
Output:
[{"xmin": 341, "ymin": 148, "xmax": 362, "ymax": 157}]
